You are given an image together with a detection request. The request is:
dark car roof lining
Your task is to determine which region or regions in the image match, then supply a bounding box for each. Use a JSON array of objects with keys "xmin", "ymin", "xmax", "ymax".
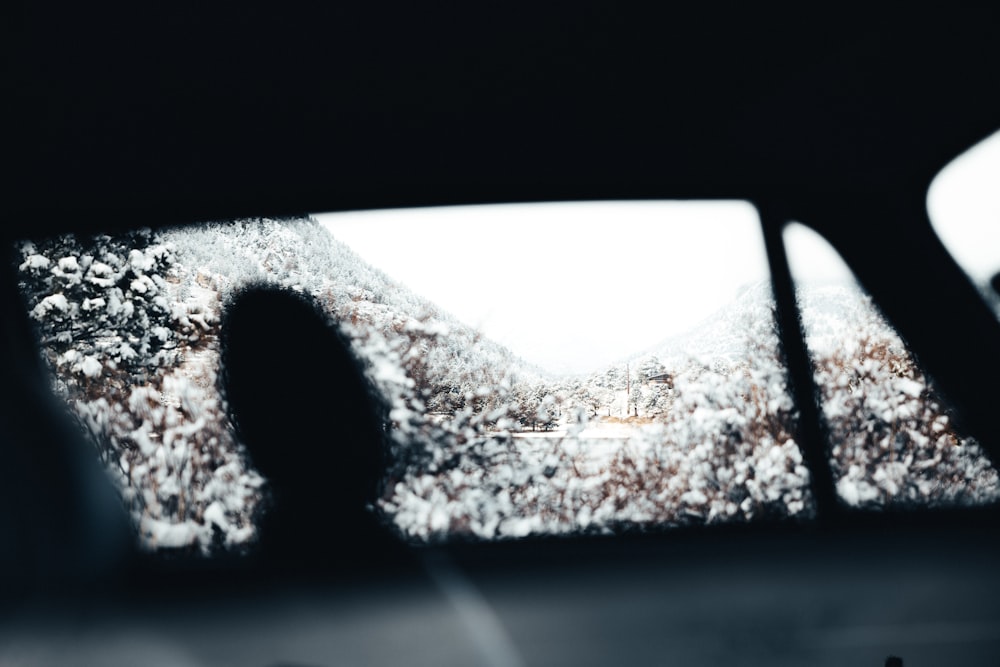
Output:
[
  {"xmin": 9, "ymin": 4, "xmax": 1000, "ymax": 228},
  {"xmin": 6, "ymin": 4, "xmax": 1000, "ymax": 532}
]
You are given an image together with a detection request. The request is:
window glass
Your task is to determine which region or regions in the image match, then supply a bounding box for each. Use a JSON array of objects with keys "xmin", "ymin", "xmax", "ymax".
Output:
[
  {"xmin": 320, "ymin": 203, "xmax": 811, "ymax": 539},
  {"xmin": 784, "ymin": 223, "xmax": 999, "ymax": 508},
  {"xmin": 927, "ymin": 129, "xmax": 1000, "ymax": 302},
  {"xmin": 16, "ymin": 204, "xmax": 813, "ymax": 551}
]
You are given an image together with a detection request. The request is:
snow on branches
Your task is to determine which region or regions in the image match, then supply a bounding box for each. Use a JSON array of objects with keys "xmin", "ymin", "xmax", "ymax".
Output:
[
  {"xmin": 17, "ymin": 229, "xmax": 261, "ymax": 554},
  {"xmin": 800, "ymin": 286, "xmax": 999, "ymax": 508},
  {"xmin": 15, "ymin": 219, "xmax": 999, "ymax": 551}
]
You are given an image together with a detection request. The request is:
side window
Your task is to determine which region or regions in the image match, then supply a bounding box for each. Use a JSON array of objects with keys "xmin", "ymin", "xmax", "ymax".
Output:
[
  {"xmin": 783, "ymin": 223, "xmax": 1000, "ymax": 508},
  {"xmin": 319, "ymin": 203, "xmax": 812, "ymax": 539},
  {"xmin": 927, "ymin": 129, "xmax": 1000, "ymax": 310},
  {"xmin": 17, "ymin": 203, "xmax": 815, "ymax": 554}
]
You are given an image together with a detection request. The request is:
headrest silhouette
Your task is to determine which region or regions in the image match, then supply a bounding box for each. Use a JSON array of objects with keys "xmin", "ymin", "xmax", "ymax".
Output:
[{"xmin": 221, "ymin": 286, "xmax": 391, "ymax": 568}]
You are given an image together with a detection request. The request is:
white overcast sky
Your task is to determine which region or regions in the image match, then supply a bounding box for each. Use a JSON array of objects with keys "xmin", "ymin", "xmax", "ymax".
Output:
[
  {"xmin": 317, "ymin": 201, "xmax": 768, "ymax": 375},
  {"xmin": 315, "ymin": 130, "xmax": 1000, "ymax": 375}
]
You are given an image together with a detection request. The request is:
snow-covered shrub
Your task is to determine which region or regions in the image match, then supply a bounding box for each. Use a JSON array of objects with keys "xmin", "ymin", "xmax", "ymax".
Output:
[
  {"xmin": 18, "ymin": 230, "xmax": 181, "ymax": 377},
  {"xmin": 381, "ymin": 287, "xmax": 813, "ymax": 540},
  {"xmin": 800, "ymin": 286, "xmax": 1000, "ymax": 507},
  {"xmin": 16, "ymin": 230, "xmax": 262, "ymax": 554},
  {"xmin": 17, "ymin": 219, "xmax": 998, "ymax": 551},
  {"xmin": 381, "ymin": 282, "xmax": 999, "ymax": 540}
]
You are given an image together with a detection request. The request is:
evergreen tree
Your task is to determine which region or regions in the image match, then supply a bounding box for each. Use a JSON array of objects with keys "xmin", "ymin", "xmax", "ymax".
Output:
[{"xmin": 17, "ymin": 229, "xmax": 183, "ymax": 382}]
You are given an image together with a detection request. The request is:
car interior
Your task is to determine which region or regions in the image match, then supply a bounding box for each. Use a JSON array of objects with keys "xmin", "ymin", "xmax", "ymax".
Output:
[{"xmin": 3, "ymin": 4, "xmax": 1000, "ymax": 665}]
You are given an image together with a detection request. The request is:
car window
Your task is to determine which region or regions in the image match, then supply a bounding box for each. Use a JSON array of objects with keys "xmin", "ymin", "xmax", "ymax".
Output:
[
  {"xmin": 15, "ymin": 204, "xmax": 814, "ymax": 552},
  {"xmin": 318, "ymin": 203, "xmax": 811, "ymax": 539},
  {"xmin": 927, "ymin": 129, "xmax": 1000, "ymax": 301},
  {"xmin": 783, "ymin": 222, "xmax": 1000, "ymax": 508}
]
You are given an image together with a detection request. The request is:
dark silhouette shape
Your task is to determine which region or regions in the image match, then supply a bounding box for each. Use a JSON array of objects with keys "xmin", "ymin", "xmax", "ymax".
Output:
[
  {"xmin": 0, "ymin": 253, "xmax": 131, "ymax": 603},
  {"xmin": 990, "ymin": 271, "xmax": 1000, "ymax": 298},
  {"xmin": 221, "ymin": 286, "xmax": 402, "ymax": 574},
  {"xmin": 885, "ymin": 656, "xmax": 903, "ymax": 667}
]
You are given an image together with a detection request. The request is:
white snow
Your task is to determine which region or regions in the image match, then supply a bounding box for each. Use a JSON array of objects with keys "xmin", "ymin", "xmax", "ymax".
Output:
[
  {"xmin": 140, "ymin": 517, "xmax": 202, "ymax": 549},
  {"xmin": 17, "ymin": 217, "xmax": 999, "ymax": 553},
  {"xmin": 32, "ymin": 293, "xmax": 70, "ymax": 318},
  {"xmin": 79, "ymin": 356, "xmax": 102, "ymax": 378},
  {"xmin": 898, "ymin": 378, "xmax": 924, "ymax": 399},
  {"xmin": 203, "ymin": 501, "xmax": 231, "ymax": 532},
  {"xmin": 58, "ymin": 256, "xmax": 80, "ymax": 272},
  {"xmin": 20, "ymin": 254, "xmax": 50, "ymax": 270},
  {"xmin": 81, "ymin": 297, "xmax": 106, "ymax": 311}
]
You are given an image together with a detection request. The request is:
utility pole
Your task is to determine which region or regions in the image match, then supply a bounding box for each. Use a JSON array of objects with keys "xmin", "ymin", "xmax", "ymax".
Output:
[{"xmin": 626, "ymin": 363, "xmax": 630, "ymax": 417}]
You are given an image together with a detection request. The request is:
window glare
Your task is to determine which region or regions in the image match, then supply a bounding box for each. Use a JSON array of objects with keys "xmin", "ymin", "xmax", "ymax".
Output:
[
  {"xmin": 927, "ymin": 129, "xmax": 1000, "ymax": 284},
  {"xmin": 316, "ymin": 201, "xmax": 766, "ymax": 376}
]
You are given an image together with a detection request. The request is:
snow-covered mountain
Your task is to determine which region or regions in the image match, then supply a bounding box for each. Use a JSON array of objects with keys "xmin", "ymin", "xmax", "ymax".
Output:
[
  {"xmin": 386, "ymin": 278, "xmax": 999, "ymax": 539},
  {"xmin": 15, "ymin": 219, "xmax": 999, "ymax": 550},
  {"xmin": 15, "ymin": 218, "xmax": 554, "ymax": 550}
]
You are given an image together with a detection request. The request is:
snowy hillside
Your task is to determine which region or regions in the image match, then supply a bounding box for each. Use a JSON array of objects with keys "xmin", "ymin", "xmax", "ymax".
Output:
[
  {"xmin": 15, "ymin": 218, "xmax": 552, "ymax": 551},
  {"xmin": 798, "ymin": 285, "xmax": 999, "ymax": 508},
  {"xmin": 388, "ymin": 279, "xmax": 810, "ymax": 539},
  {"xmin": 15, "ymin": 219, "xmax": 1000, "ymax": 551}
]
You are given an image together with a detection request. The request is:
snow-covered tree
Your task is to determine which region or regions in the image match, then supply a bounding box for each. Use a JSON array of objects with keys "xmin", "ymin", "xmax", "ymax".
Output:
[
  {"xmin": 637, "ymin": 355, "xmax": 666, "ymax": 383},
  {"xmin": 17, "ymin": 228, "xmax": 261, "ymax": 554},
  {"xmin": 17, "ymin": 220, "xmax": 998, "ymax": 549},
  {"xmin": 17, "ymin": 230, "xmax": 184, "ymax": 382},
  {"xmin": 799, "ymin": 286, "xmax": 999, "ymax": 508}
]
